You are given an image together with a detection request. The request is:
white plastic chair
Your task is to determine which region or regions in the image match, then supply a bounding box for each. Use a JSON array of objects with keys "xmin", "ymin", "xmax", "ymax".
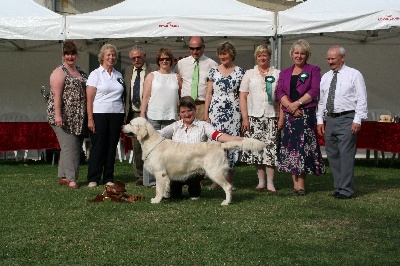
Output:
[
  {"xmin": 81, "ymin": 137, "xmax": 91, "ymax": 162},
  {"xmin": 24, "ymin": 114, "xmax": 49, "ymax": 161},
  {"xmin": 366, "ymin": 109, "xmax": 391, "ymax": 164},
  {"xmin": 116, "ymin": 138, "xmax": 126, "ymax": 162},
  {"xmin": 0, "ymin": 112, "xmax": 30, "ymax": 161},
  {"xmin": 128, "ymin": 150, "xmax": 134, "ymax": 163}
]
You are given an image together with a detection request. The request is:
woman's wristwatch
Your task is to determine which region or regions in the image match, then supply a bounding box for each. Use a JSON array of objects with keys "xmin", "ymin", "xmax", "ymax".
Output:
[{"xmin": 296, "ymin": 100, "xmax": 303, "ymax": 106}]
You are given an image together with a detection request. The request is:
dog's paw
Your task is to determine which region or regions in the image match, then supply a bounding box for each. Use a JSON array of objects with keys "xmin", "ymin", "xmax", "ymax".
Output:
[
  {"xmin": 151, "ymin": 198, "xmax": 161, "ymax": 204},
  {"xmin": 221, "ymin": 200, "xmax": 231, "ymax": 206}
]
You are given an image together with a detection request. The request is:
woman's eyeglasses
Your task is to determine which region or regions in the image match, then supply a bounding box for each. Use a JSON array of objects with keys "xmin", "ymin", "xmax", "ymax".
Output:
[
  {"xmin": 159, "ymin": 57, "xmax": 171, "ymax": 62},
  {"xmin": 189, "ymin": 46, "xmax": 203, "ymax": 51}
]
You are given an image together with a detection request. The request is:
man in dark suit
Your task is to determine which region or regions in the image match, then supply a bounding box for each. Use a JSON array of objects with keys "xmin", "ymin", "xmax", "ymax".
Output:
[{"xmin": 123, "ymin": 45, "xmax": 157, "ymax": 185}]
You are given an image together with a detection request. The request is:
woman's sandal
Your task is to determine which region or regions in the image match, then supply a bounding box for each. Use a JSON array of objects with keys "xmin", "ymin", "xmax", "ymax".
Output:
[
  {"xmin": 59, "ymin": 178, "xmax": 69, "ymax": 186},
  {"xmin": 297, "ymin": 189, "xmax": 305, "ymax": 196},
  {"xmin": 68, "ymin": 181, "xmax": 79, "ymax": 189}
]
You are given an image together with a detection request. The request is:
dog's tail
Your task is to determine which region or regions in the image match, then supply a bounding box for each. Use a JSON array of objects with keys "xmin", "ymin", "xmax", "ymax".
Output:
[{"xmin": 221, "ymin": 138, "xmax": 266, "ymax": 152}]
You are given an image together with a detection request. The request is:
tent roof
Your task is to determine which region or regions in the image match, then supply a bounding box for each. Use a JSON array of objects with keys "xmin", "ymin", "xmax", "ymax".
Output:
[
  {"xmin": 0, "ymin": 0, "xmax": 64, "ymax": 40},
  {"xmin": 66, "ymin": 0, "xmax": 275, "ymax": 39},
  {"xmin": 278, "ymin": 0, "xmax": 400, "ymax": 35}
]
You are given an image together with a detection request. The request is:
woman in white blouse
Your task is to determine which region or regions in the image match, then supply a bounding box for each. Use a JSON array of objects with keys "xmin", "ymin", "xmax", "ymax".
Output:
[
  {"xmin": 239, "ymin": 44, "xmax": 281, "ymax": 192},
  {"xmin": 86, "ymin": 44, "xmax": 125, "ymax": 188},
  {"xmin": 140, "ymin": 48, "xmax": 182, "ymax": 187}
]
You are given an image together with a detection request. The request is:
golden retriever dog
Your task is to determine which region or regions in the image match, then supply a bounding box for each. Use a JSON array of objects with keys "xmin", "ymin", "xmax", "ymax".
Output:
[{"xmin": 122, "ymin": 117, "xmax": 266, "ymax": 205}]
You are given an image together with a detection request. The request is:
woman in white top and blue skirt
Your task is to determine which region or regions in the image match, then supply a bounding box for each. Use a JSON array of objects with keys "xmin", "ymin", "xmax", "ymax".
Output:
[
  {"xmin": 140, "ymin": 48, "xmax": 182, "ymax": 187},
  {"xmin": 86, "ymin": 44, "xmax": 125, "ymax": 188}
]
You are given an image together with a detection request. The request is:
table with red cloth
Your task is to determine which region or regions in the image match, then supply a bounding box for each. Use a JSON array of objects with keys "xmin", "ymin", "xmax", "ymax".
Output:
[
  {"xmin": 0, "ymin": 122, "xmax": 60, "ymax": 152},
  {"xmin": 317, "ymin": 121, "xmax": 400, "ymax": 153}
]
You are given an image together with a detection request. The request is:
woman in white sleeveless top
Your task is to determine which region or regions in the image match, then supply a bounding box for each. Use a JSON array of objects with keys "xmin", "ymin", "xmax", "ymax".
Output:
[{"xmin": 140, "ymin": 48, "xmax": 182, "ymax": 187}]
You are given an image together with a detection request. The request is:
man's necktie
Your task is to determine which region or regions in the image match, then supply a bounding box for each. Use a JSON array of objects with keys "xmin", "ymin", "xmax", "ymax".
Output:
[
  {"xmin": 132, "ymin": 68, "xmax": 142, "ymax": 106},
  {"xmin": 191, "ymin": 60, "xmax": 199, "ymax": 100},
  {"xmin": 326, "ymin": 71, "xmax": 338, "ymax": 113}
]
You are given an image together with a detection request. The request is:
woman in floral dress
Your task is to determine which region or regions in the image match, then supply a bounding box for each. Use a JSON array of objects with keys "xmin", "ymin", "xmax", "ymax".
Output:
[
  {"xmin": 204, "ymin": 41, "xmax": 244, "ymax": 189},
  {"xmin": 239, "ymin": 44, "xmax": 280, "ymax": 193},
  {"xmin": 275, "ymin": 39, "xmax": 325, "ymax": 196}
]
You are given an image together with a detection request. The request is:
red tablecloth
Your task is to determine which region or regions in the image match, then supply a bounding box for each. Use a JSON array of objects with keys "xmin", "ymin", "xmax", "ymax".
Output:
[
  {"xmin": 318, "ymin": 121, "xmax": 400, "ymax": 153},
  {"xmin": 2, "ymin": 122, "xmax": 396, "ymax": 154},
  {"xmin": 0, "ymin": 122, "xmax": 60, "ymax": 151}
]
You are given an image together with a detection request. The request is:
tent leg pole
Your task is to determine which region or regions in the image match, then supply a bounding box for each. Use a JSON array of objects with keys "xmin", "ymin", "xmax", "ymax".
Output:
[
  {"xmin": 277, "ymin": 35, "xmax": 282, "ymax": 70},
  {"xmin": 52, "ymin": 0, "xmax": 57, "ymax": 12},
  {"xmin": 269, "ymin": 37, "xmax": 276, "ymax": 68}
]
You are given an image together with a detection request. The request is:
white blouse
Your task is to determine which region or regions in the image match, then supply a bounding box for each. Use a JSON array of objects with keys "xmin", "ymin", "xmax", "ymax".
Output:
[
  {"xmin": 239, "ymin": 66, "xmax": 280, "ymax": 118},
  {"xmin": 158, "ymin": 119, "xmax": 218, "ymax": 143},
  {"xmin": 86, "ymin": 65, "xmax": 124, "ymax": 114}
]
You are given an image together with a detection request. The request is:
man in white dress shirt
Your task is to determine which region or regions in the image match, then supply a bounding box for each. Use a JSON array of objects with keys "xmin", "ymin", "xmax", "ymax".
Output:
[
  {"xmin": 317, "ymin": 45, "xmax": 368, "ymax": 199},
  {"xmin": 175, "ymin": 36, "xmax": 218, "ymax": 121}
]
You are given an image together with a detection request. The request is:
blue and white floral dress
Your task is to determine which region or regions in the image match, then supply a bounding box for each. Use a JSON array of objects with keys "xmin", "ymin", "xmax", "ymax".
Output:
[{"xmin": 207, "ymin": 66, "xmax": 245, "ymax": 169}]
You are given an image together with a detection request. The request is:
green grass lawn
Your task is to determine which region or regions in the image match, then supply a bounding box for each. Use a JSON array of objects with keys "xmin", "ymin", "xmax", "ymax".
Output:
[{"xmin": 1, "ymin": 159, "xmax": 399, "ymax": 265}]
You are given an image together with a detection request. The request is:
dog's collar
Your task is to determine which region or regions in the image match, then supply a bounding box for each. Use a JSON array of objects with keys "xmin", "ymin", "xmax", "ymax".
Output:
[{"xmin": 144, "ymin": 138, "xmax": 165, "ymax": 161}]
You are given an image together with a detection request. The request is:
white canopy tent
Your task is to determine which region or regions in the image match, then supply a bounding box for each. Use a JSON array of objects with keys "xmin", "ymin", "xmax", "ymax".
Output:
[
  {"xmin": 0, "ymin": 0, "xmax": 67, "ymax": 123},
  {"xmin": 65, "ymin": 0, "xmax": 275, "ymax": 39},
  {"xmin": 64, "ymin": 0, "xmax": 277, "ymax": 93},
  {"xmin": 2, "ymin": 0, "xmax": 276, "ymax": 123},
  {"xmin": 276, "ymin": 0, "xmax": 400, "ymax": 115},
  {"xmin": 278, "ymin": 0, "xmax": 400, "ymax": 35},
  {"xmin": 0, "ymin": 0, "xmax": 64, "ymax": 41},
  {"xmin": 62, "ymin": 0, "xmax": 277, "ymax": 89}
]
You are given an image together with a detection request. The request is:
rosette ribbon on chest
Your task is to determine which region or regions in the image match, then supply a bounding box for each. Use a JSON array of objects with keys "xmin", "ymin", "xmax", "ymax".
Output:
[
  {"xmin": 117, "ymin": 78, "xmax": 125, "ymax": 86},
  {"xmin": 117, "ymin": 78, "xmax": 126, "ymax": 104},
  {"xmin": 298, "ymin": 72, "xmax": 309, "ymax": 83},
  {"xmin": 265, "ymin": 76, "xmax": 275, "ymax": 104}
]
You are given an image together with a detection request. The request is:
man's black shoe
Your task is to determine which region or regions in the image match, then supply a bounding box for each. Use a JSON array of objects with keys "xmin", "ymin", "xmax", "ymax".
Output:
[
  {"xmin": 331, "ymin": 191, "xmax": 340, "ymax": 197},
  {"xmin": 335, "ymin": 193, "xmax": 352, "ymax": 199}
]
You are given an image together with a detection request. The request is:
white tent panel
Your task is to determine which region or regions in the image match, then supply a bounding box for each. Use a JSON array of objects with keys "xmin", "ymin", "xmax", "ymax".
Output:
[
  {"xmin": 278, "ymin": 0, "xmax": 400, "ymax": 35},
  {"xmin": 66, "ymin": 0, "xmax": 275, "ymax": 39},
  {"xmin": 0, "ymin": 0, "xmax": 64, "ymax": 40}
]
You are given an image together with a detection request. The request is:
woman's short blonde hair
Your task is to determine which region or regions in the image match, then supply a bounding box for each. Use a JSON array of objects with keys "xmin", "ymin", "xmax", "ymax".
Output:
[
  {"xmin": 289, "ymin": 39, "xmax": 311, "ymax": 60},
  {"xmin": 216, "ymin": 41, "xmax": 237, "ymax": 61},
  {"xmin": 254, "ymin": 44, "xmax": 272, "ymax": 58},
  {"xmin": 98, "ymin": 44, "xmax": 118, "ymax": 64}
]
